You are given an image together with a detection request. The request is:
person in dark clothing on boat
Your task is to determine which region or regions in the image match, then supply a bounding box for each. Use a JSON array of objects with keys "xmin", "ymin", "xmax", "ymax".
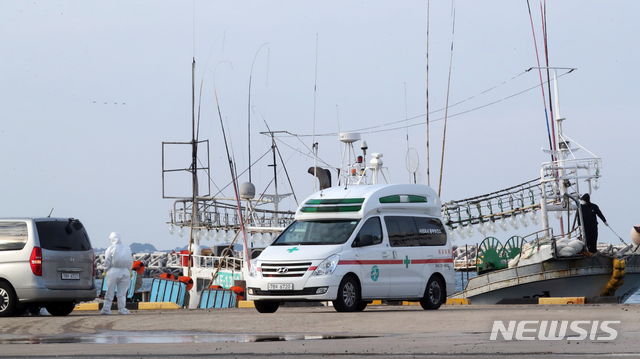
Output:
[{"xmin": 579, "ymin": 193, "xmax": 607, "ymax": 253}]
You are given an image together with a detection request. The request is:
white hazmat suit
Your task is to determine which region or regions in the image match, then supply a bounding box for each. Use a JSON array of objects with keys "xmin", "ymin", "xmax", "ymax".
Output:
[{"xmin": 101, "ymin": 232, "xmax": 134, "ymax": 315}]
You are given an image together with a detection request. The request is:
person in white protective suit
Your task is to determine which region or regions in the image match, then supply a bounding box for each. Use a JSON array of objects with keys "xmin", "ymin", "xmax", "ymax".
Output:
[{"xmin": 101, "ymin": 232, "xmax": 134, "ymax": 315}]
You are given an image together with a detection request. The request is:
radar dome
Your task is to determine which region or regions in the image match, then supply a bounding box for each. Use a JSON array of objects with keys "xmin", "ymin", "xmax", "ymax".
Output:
[{"xmin": 240, "ymin": 182, "xmax": 256, "ymax": 200}]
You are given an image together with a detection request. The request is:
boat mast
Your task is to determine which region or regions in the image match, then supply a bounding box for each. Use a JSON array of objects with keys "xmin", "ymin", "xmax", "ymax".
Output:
[
  {"xmin": 189, "ymin": 57, "xmax": 199, "ymax": 277},
  {"xmin": 269, "ymin": 133, "xmax": 279, "ymax": 227},
  {"xmin": 425, "ymin": 0, "xmax": 430, "ymax": 186}
]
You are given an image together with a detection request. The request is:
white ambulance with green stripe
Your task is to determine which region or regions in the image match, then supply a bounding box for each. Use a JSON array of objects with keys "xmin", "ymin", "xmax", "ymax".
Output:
[{"xmin": 246, "ymin": 184, "xmax": 454, "ymax": 313}]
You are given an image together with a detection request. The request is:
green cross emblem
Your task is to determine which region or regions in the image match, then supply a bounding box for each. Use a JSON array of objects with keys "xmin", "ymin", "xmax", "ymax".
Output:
[
  {"xmin": 287, "ymin": 247, "xmax": 299, "ymax": 253},
  {"xmin": 404, "ymin": 255, "xmax": 411, "ymax": 268},
  {"xmin": 371, "ymin": 265, "xmax": 379, "ymax": 282}
]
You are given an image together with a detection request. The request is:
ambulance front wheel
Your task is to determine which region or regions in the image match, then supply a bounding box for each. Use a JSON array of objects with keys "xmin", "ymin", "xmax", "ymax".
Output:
[
  {"xmin": 420, "ymin": 276, "xmax": 445, "ymax": 310},
  {"xmin": 333, "ymin": 275, "xmax": 361, "ymax": 312},
  {"xmin": 254, "ymin": 300, "xmax": 280, "ymax": 313}
]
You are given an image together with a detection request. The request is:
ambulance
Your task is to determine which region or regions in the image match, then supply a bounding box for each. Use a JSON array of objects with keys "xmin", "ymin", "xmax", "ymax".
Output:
[{"xmin": 246, "ymin": 183, "xmax": 454, "ymax": 313}]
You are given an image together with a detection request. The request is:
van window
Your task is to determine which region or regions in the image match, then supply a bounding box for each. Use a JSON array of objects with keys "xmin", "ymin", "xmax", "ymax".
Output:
[
  {"xmin": 385, "ymin": 216, "xmax": 447, "ymax": 247},
  {"xmin": 35, "ymin": 220, "xmax": 92, "ymax": 251},
  {"xmin": 353, "ymin": 217, "xmax": 383, "ymax": 247},
  {"xmin": 0, "ymin": 222, "xmax": 28, "ymax": 251},
  {"xmin": 414, "ymin": 217, "xmax": 447, "ymax": 246},
  {"xmin": 272, "ymin": 220, "xmax": 360, "ymax": 246}
]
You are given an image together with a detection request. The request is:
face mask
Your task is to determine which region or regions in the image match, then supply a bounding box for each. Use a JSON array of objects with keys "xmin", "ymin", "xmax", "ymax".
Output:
[{"xmin": 580, "ymin": 200, "xmax": 586, "ymax": 205}]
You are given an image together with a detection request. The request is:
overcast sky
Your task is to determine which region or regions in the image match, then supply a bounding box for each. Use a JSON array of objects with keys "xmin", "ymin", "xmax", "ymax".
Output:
[{"xmin": 2, "ymin": 1, "xmax": 638, "ymax": 250}]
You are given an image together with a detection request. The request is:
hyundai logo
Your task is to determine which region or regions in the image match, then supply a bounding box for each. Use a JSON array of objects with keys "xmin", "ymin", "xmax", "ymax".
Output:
[{"xmin": 276, "ymin": 267, "xmax": 289, "ymax": 274}]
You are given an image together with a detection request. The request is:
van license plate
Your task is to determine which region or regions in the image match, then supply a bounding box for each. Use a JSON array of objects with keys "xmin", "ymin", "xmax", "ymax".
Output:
[
  {"xmin": 268, "ymin": 283, "xmax": 293, "ymax": 290},
  {"xmin": 61, "ymin": 273, "xmax": 80, "ymax": 280}
]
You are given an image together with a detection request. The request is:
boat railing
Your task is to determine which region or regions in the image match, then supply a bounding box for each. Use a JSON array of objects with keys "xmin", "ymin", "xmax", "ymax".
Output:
[
  {"xmin": 515, "ymin": 228, "xmax": 555, "ymax": 265},
  {"xmin": 177, "ymin": 252, "xmax": 244, "ymax": 271},
  {"xmin": 454, "ymin": 258, "xmax": 480, "ymax": 271},
  {"xmin": 169, "ymin": 198, "xmax": 295, "ymax": 230},
  {"xmin": 541, "ymin": 158, "xmax": 601, "ymax": 202}
]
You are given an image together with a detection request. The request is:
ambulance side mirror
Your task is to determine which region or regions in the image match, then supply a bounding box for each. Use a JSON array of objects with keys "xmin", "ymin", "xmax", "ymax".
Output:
[{"xmin": 354, "ymin": 234, "xmax": 374, "ymax": 247}]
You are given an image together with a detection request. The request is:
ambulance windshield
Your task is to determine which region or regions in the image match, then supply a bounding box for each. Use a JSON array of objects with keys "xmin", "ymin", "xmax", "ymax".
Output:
[{"xmin": 272, "ymin": 220, "xmax": 360, "ymax": 246}]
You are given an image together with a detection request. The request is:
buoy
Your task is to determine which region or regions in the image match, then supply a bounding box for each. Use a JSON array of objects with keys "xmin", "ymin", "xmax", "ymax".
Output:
[
  {"xmin": 230, "ymin": 285, "xmax": 245, "ymax": 300},
  {"xmin": 631, "ymin": 225, "xmax": 640, "ymax": 246},
  {"xmin": 209, "ymin": 285, "xmax": 222, "ymax": 290},
  {"xmin": 178, "ymin": 276, "xmax": 194, "ymax": 291},
  {"xmin": 159, "ymin": 273, "xmax": 176, "ymax": 280},
  {"xmin": 132, "ymin": 260, "xmax": 145, "ymax": 274}
]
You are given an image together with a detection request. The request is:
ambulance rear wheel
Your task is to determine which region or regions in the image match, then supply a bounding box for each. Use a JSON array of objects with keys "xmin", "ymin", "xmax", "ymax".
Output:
[
  {"xmin": 254, "ymin": 300, "xmax": 280, "ymax": 313},
  {"xmin": 420, "ymin": 276, "xmax": 445, "ymax": 310},
  {"xmin": 333, "ymin": 275, "xmax": 361, "ymax": 312}
]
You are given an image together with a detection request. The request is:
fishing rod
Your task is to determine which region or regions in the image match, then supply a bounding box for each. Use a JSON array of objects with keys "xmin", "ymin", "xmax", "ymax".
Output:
[
  {"xmin": 525, "ymin": 0, "xmax": 554, "ymax": 163},
  {"xmin": 207, "ymin": 175, "xmax": 278, "ymax": 288},
  {"xmin": 438, "ymin": 1, "xmax": 456, "ymax": 197},
  {"xmin": 215, "ymin": 87, "xmax": 251, "ymax": 269},
  {"xmin": 248, "ymin": 42, "xmax": 270, "ymax": 184},
  {"xmin": 541, "ymin": 1, "xmax": 556, "ymax": 155}
]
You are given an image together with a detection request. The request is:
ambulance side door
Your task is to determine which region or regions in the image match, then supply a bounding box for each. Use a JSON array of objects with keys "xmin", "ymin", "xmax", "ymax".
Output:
[
  {"xmin": 352, "ymin": 216, "xmax": 390, "ymax": 299},
  {"xmin": 384, "ymin": 216, "xmax": 424, "ymax": 297}
]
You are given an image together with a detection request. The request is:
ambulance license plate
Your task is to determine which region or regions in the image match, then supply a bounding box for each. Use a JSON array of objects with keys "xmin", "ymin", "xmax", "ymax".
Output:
[
  {"xmin": 268, "ymin": 283, "xmax": 293, "ymax": 291},
  {"xmin": 61, "ymin": 273, "xmax": 80, "ymax": 280}
]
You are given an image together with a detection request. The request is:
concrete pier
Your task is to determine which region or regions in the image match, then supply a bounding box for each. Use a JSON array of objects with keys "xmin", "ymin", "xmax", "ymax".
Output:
[{"xmin": 0, "ymin": 304, "xmax": 639, "ymax": 358}]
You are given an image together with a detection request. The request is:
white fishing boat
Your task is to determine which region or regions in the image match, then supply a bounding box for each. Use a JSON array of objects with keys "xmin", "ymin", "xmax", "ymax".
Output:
[
  {"xmin": 447, "ymin": 73, "xmax": 640, "ymax": 304},
  {"xmin": 161, "ymin": 60, "xmax": 295, "ymax": 308}
]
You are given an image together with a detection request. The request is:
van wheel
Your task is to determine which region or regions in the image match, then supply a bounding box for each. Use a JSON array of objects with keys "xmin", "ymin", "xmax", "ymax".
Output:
[
  {"xmin": 0, "ymin": 282, "xmax": 17, "ymax": 317},
  {"xmin": 355, "ymin": 301, "xmax": 368, "ymax": 312},
  {"xmin": 254, "ymin": 300, "xmax": 280, "ymax": 313},
  {"xmin": 46, "ymin": 302, "xmax": 76, "ymax": 316},
  {"xmin": 333, "ymin": 276, "xmax": 361, "ymax": 312},
  {"xmin": 420, "ymin": 276, "xmax": 445, "ymax": 310}
]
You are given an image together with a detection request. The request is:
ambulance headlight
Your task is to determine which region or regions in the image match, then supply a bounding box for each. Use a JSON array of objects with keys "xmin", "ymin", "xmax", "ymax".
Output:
[
  {"xmin": 312, "ymin": 254, "xmax": 340, "ymax": 276},
  {"xmin": 248, "ymin": 259, "xmax": 259, "ymax": 277}
]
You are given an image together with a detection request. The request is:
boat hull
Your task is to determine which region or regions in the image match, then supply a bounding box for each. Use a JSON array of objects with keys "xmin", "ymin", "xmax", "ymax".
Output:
[{"xmin": 450, "ymin": 256, "xmax": 640, "ymax": 304}]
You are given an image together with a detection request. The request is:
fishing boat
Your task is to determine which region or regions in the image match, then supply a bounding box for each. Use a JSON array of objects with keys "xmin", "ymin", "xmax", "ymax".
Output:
[
  {"xmin": 446, "ymin": 73, "xmax": 640, "ymax": 304},
  {"xmin": 161, "ymin": 59, "xmax": 295, "ymax": 308}
]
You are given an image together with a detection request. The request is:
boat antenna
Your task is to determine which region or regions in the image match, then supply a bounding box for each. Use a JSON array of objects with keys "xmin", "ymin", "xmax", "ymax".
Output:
[
  {"xmin": 256, "ymin": 108, "xmax": 299, "ymax": 207},
  {"xmin": 248, "ymin": 42, "xmax": 270, "ymax": 184},
  {"xmin": 438, "ymin": 2, "xmax": 456, "ymax": 197},
  {"xmin": 312, "ymin": 33, "xmax": 319, "ymax": 193},
  {"xmin": 425, "ymin": 0, "xmax": 431, "ymax": 186},
  {"xmin": 47, "ymin": 208, "xmax": 54, "ymax": 218}
]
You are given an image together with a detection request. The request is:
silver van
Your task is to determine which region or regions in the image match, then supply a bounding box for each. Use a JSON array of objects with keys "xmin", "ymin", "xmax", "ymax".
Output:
[{"xmin": 0, "ymin": 218, "xmax": 96, "ymax": 316}]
